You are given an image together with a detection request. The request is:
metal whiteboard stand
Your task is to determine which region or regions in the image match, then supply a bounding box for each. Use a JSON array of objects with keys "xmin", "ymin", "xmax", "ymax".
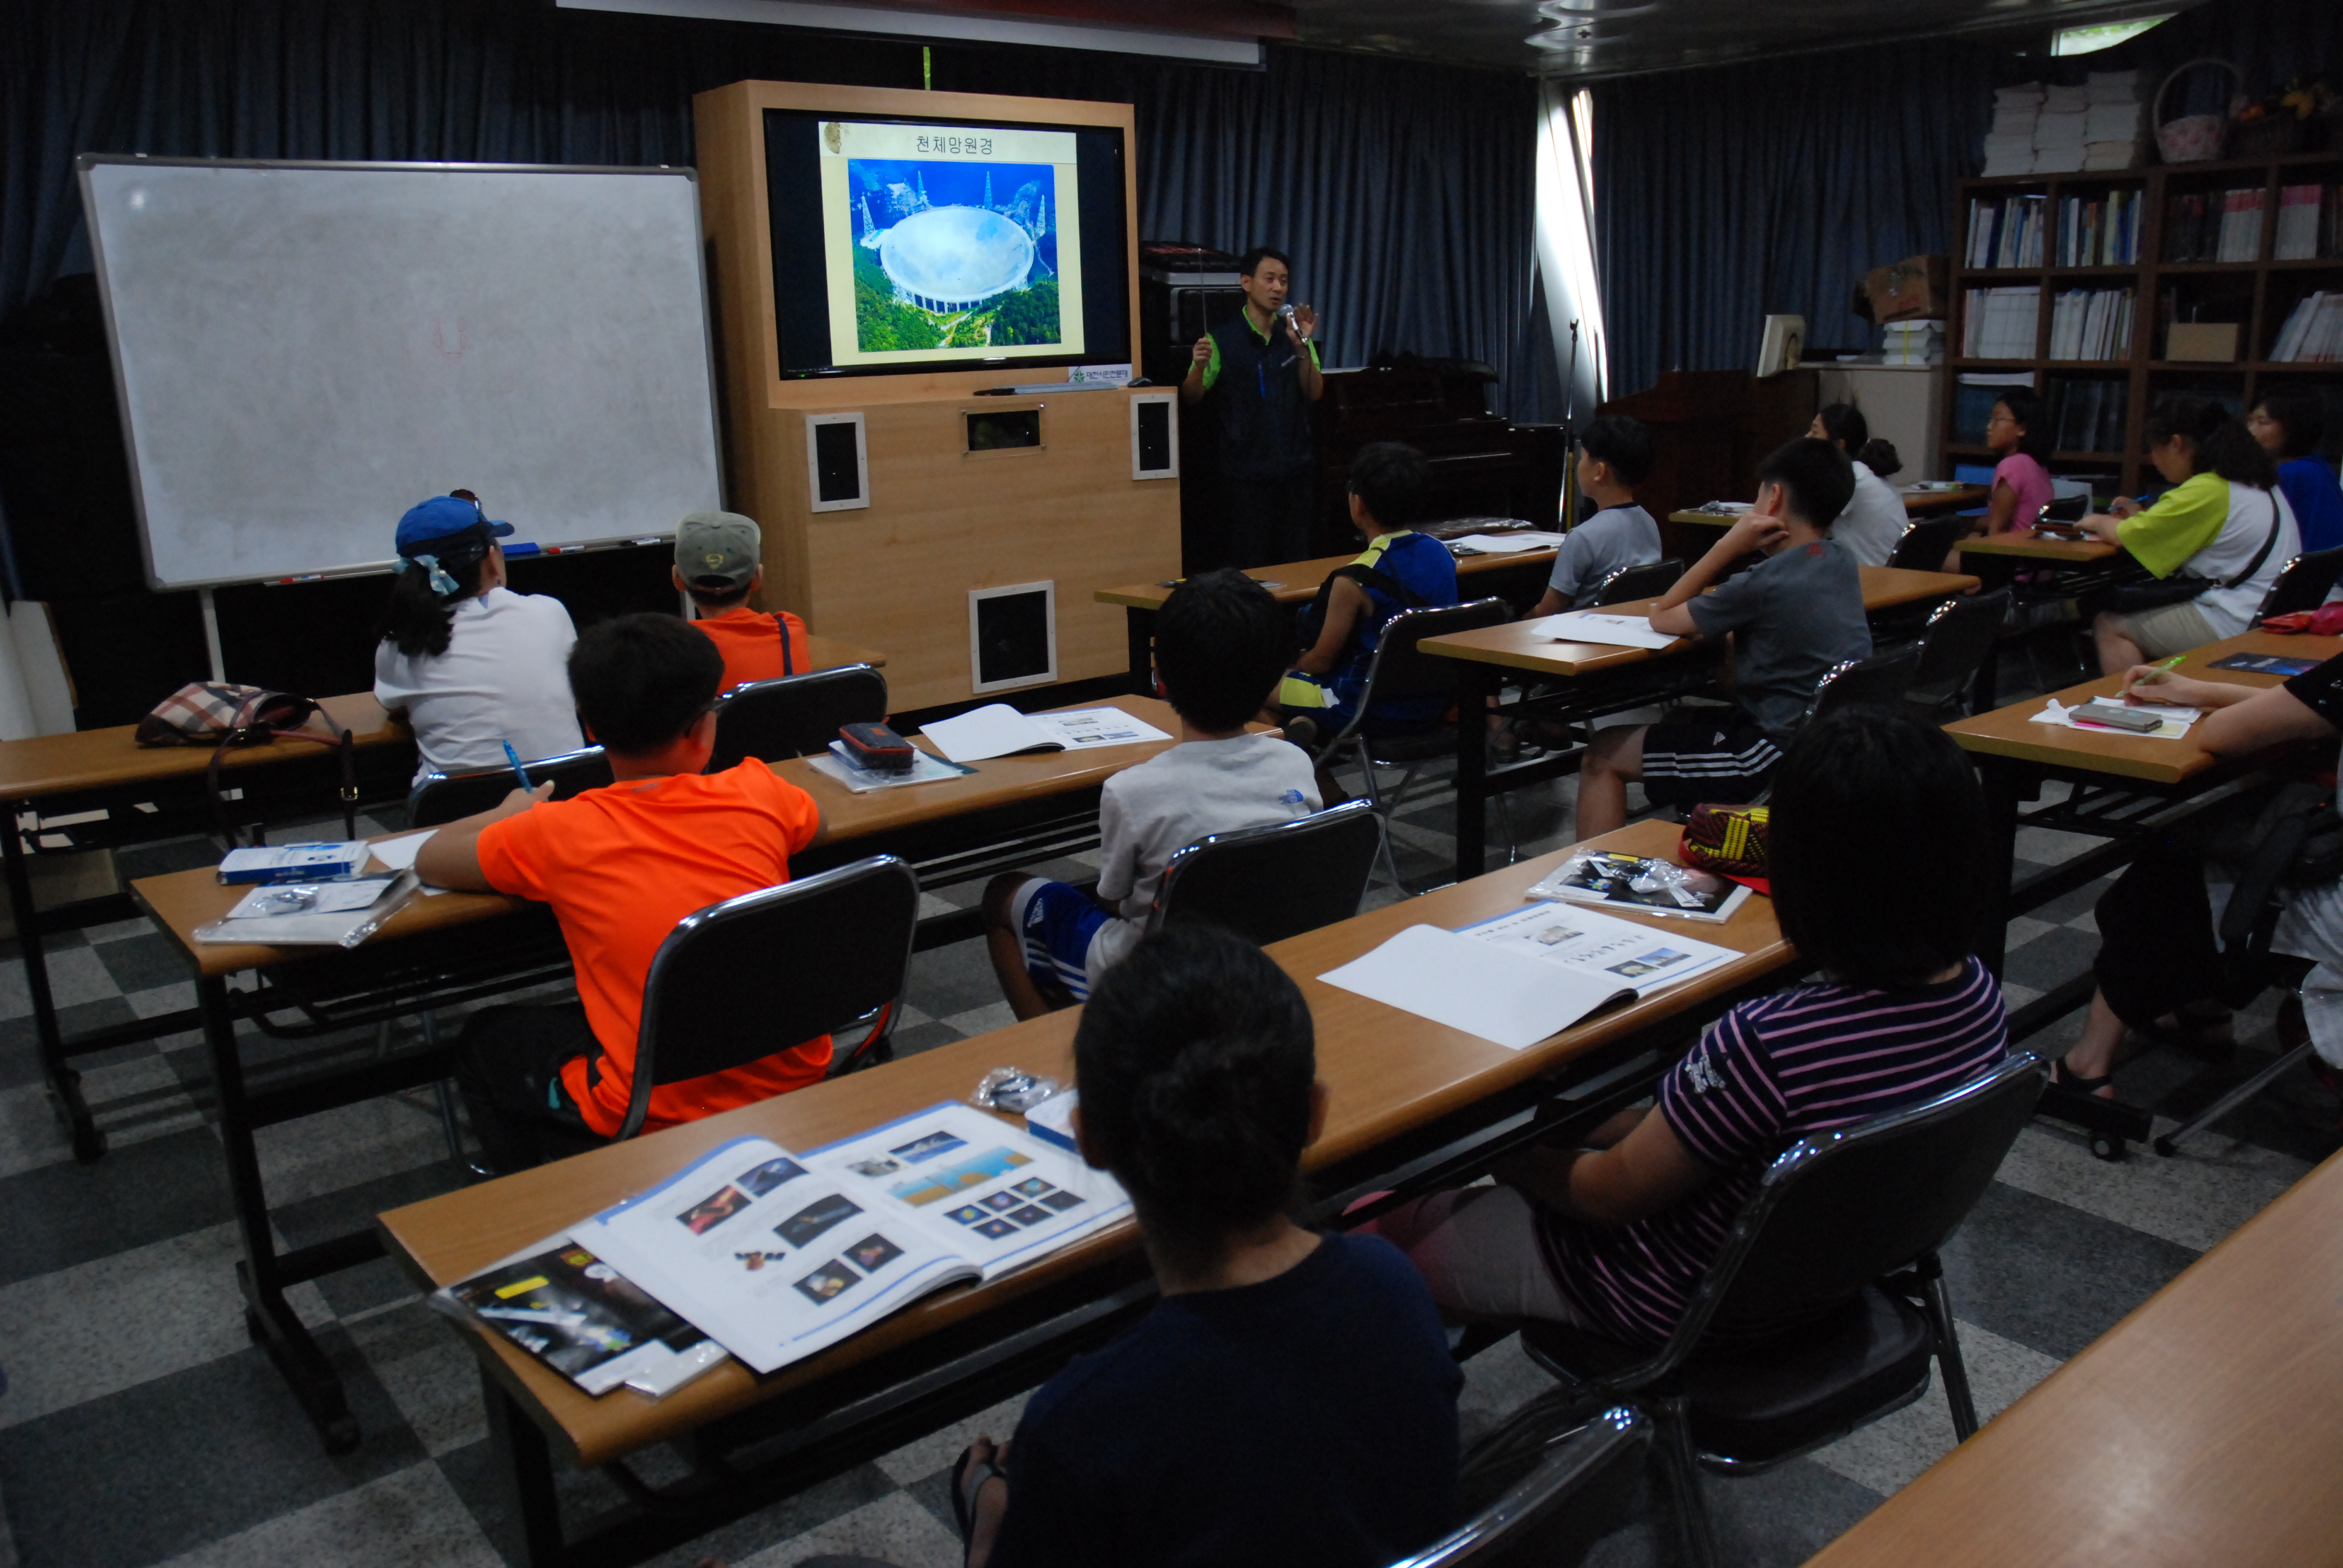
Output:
[{"xmin": 200, "ymin": 587, "xmax": 226, "ymax": 683}]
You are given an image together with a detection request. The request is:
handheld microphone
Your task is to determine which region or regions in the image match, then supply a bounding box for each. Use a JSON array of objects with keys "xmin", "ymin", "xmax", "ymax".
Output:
[{"xmin": 1277, "ymin": 303, "xmax": 1297, "ymax": 326}]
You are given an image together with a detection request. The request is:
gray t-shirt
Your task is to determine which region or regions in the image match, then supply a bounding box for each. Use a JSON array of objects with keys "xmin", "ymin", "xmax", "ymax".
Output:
[
  {"xmin": 1088, "ymin": 732, "xmax": 1323, "ymax": 974},
  {"xmin": 1548, "ymin": 504, "xmax": 1662, "ymax": 607},
  {"xmin": 1686, "ymin": 538, "xmax": 1872, "ymax": 740}
]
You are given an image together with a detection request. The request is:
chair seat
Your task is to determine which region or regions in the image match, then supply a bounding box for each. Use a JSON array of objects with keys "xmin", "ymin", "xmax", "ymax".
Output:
[
  {"xmin": 1523, "ymin": 1287, "xmax": 1933, "ymax": 1462},
  {"xmin": 1363, "ymin": 725, "xmax": 1457, "ymax": 765}
]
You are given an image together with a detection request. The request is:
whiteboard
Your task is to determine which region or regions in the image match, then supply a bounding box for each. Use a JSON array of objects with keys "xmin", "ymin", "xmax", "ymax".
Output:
[{"xmin": 79, "ymin": 157, "xmax": 724, "ymax": 590}]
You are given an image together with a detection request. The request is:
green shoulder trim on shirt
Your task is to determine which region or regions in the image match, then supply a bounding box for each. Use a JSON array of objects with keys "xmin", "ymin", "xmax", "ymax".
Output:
[
  {"xmin": 1351, "ymin": 530, "xmax": 1415, "ymax": 568},
  {"xmin": 2119, "ymin": 472, "xmax": 2230, "ymax": 578}
]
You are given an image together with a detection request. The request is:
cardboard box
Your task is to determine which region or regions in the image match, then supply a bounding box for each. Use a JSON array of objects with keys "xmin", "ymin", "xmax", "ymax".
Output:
[
  {"xmin": 2166, "ymin": 322, "xmax": 2240, "ymax": 362},
  {"xmin": 1865, "ymin": 255, "xmax": 1950, "ymax": 324}
]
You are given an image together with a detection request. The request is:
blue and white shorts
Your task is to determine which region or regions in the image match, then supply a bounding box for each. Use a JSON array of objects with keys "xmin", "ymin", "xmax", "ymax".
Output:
[{"xmin": 1011, "ymin": 879, "xmax": 1114, "ymax": 1001}]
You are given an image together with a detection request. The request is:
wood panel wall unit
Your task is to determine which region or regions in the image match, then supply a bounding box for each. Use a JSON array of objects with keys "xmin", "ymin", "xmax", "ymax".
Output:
[
  {"xmin": 1599, "ymin": 368, "xmax": 1821, "ymax": 525},
  {"xmin": 1944, "ymin": 148, "xmax": 2343, "ymax": 501},
  {"xmin": 692, "ymin": 80, "xmax": 1174, "ymax": 711}
]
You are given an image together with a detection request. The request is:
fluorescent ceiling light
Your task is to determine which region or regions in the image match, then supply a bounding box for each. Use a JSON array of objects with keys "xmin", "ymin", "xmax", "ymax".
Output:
[
  {"xmin": 2051, "ymin": 15, "xmax": 2173, "ymax": 55},
  {"xmin": 553, "ymin": 0, "xmax": 1265, "ymax": 65}
]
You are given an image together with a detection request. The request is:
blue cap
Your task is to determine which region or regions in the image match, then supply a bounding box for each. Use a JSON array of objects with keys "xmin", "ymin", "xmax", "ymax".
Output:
[{"xmin": 395, "ymin": 495, "xmax": 515, "ymax": 555}]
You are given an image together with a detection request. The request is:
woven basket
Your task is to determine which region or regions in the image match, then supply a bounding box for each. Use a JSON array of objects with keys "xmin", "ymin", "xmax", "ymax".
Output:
[{"xmin": 2155, "ymin": 57, "xmax": 2242, "ymax": 163}]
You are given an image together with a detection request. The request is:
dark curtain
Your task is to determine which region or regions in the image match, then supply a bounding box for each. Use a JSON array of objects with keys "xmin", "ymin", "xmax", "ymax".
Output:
[
  {"xmin": 929, "ymin": 42, "xmax": 1545, "ymax": 417},
  {"xmin": 1591, "ymin": 0, "xmax": 2343, "ymax": 399}
]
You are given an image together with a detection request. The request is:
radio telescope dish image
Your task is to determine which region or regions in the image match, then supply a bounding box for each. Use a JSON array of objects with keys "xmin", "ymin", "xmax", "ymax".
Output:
[{"xmin": 845, "ymin": 158, "xmax": 1063, "ymax": 352}]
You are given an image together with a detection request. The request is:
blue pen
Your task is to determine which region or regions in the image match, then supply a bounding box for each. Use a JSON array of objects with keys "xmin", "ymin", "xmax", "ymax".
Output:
[{"xmin": 503, "ymin": 741, "xmax": 532, "ymax": 791}]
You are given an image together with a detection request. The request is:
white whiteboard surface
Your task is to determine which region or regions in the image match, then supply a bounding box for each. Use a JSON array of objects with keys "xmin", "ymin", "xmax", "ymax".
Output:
[{"xmin": 80, "ymin": 158, "xmax": 724, "ymax": 590}]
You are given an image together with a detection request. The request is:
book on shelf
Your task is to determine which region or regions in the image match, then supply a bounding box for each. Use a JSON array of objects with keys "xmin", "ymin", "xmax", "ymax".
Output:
[
  {"xmin": 2055, "ymin": 191, "xmax": 2139, "ymax": 267},
  {"xmin": 2048, "ymin": 289, "xmax": 2134, "ymax": 361},
  {"xmin": 2273, "ymin": 184, "xmax": 2342, "ymax": 262},
  {"xmin": 2270, "ymin": 292, "xmax": 2343, "ymax": 364},
  {"xmin": 2217, "ymin": 188, "xmax": 2267, "ymax": 264},
  {"xmin": 437, "ymin": 1103, "xmax": 1133, "ymax": 1384},
  {"xmin": 2051, "ymin": 379, "xmax": 2129, "ymax": 456},
  {"xmin": 1965, "ymin": 194, "xmax": 2047, "ymax": 270},
  {"xmin": 1962, "ymin": 286, "xmax": 2040, "ymax": 359}
]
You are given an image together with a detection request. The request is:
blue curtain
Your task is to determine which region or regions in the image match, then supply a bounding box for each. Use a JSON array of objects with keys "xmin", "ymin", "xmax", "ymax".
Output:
[{"xmin": 1591, "ymin": 0, "xmax": 2343, "ymax": 399}]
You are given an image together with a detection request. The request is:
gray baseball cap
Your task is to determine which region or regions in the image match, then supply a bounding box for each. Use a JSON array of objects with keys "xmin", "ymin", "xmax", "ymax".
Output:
[{"xmin": 675, "ymin": 511, "xmax": 761, "ymax": 587}]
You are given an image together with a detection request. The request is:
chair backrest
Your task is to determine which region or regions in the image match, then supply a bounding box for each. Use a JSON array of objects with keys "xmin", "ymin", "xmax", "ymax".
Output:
[
  {"xmin": 1151, "ymin": 800, "xmax": 1383, "ymax": 947},
  {"xmin": 623, "ymin": 854, "xmax": 920, "ymax": 1138},
  {"xmin": 1906, "ymin": 588, "xmax": 2012, "ymax": 705},
  {"xmin": 1886, "ymin": 515, "xmax": 1970, "ymax": 572},
  {"xmin": 1802, "ymin": 643, "xmax": 1924, "ymax": 728},
  {"xmin": 706, "ymin": 664, "xmax": 889, "ymax": 770},
  {"xmin": 1331, "ymin": 596, "xmax": 1513, "ymax": 739},
  {"xmin": 2039, "ymin": 493, "xmax": 2090, "ymax": 524},
  {"xmin": 1390, "ymin": 1406, "xmax": 1651, "ymax": 1568},
  {"xmin": 1680, "ymin": 1054, "xmax": 2048, "ymax": 1348},
  {"xmin": 1953, "ymin": 462, "xmax": 1997, "ymax": 486},
  {"xmin": 406, "ymin": 745, "xmax": 614, "ymax": 828},
  {"xmin": 1594, "ymin": 558, "xmax": 1685, "ymax": 607},
  {"xmin": 2255, "ymin": 546, "xmax": 2343, "ymax": 624}
]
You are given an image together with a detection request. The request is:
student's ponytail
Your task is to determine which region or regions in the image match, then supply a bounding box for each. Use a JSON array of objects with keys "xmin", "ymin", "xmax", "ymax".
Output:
[
  {"xmin": 373, "ymin": 554, "xmax": 494, "ymax": 659},
  {"xmin": 1857, "ymin": 438, "xmax": 1903, "ymax": 479}
]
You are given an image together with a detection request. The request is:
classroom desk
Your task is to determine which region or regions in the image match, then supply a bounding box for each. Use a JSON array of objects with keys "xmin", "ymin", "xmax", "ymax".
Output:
[
  {"xmin": 1095, "ymin": 538, "xmax": 1563, "ymax": 691},
  {"xmin": 1948, "ymin": 534, "xmax": 2133, "ymax": 712},
  {"xmin": 1660, "ymin": 487, "xmax": 1988, "ymax": 560},
  {"xmin": 1421, "ymin": 565, "xmax": 1982, "ymax": 886},
  {"xmin": 7, "ymin": 635, "xmax": 882, "ymax": 1163},
  {"xmin": 1805, "ymin": 1148, "xmax": 2343, "ymax": 1568},
  {"xmin": 126, "ymin": 693, "xmax": 1193, "ymax": 1450},
  {"xmin": 374, "ymin": 818, "xmax": 1800, "ymax": 1567},
  {"xmin": 1943, "ymin": 630, "xmax": 2336, "ymax": 1155}
]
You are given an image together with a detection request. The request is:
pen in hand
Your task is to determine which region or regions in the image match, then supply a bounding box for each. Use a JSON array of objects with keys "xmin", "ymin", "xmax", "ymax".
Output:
[
  {"xmin": 2123, "ymin": 655, "xmax": 2185, "ymax": 702},
  {"xmin": 503, "ymin": 741, "xmax": 532, "ymax": 791}
]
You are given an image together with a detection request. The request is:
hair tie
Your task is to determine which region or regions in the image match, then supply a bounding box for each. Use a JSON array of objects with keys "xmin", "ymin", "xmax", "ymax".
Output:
[{"xmin": 393, "ymin": 554, "xmax": 462, "ymax": 596}]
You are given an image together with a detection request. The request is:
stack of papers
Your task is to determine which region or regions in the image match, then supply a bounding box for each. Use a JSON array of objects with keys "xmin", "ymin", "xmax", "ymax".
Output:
[
  {"xmin": 2032, "ymin": 697, "xmax": 2201, "ymax": 739},
  {"xmin": 1450, "ymin": 532, "xmax": 1565, "ymax": 555},
  {"xmin": 1318, "ymin": 905, "xmax": 1740, "ymax": 1051},
  {"xmin": 2033, "ymin": 83, "xmax": 2088, "ymax": 173},
  {"xmin": 807, "ymin": 743, "xmax": 977, "ymax": 794},
  {"xmin": 1984, "ymin": 83, "xmax": 2044, "ymax": 175},
  {"xmin": 1529, "ymin": 612, "xmax": 1680, "ymax": 650},
  {"xmin": 1879, "ymin": 320, "xmax": 1944, "ymax": 365},
  {"xmin": 2084, "ymin": 70, "xmax": 2148, "ymax": 171},
  {"xmin": 921, "ymin": 705, "xmax": 1172, "ymax": 764}
]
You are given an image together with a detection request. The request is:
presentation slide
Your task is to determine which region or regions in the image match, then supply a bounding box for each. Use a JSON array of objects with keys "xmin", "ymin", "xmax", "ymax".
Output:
[{"xmin": 816, "ymin": 120, "xmax": 1085, "ymax": 368}]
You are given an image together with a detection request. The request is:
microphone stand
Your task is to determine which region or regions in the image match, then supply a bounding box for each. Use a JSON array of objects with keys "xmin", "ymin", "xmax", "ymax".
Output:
[{"xmin": 1561, "ymin": 318, "xmax": 1582, "ymax": 532}]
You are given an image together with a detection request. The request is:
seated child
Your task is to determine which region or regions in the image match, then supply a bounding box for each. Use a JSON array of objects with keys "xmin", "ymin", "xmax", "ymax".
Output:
[
  {"xmin": 1531, "ymin": 415, "xmax": 1662, "ymax": 613},
  {"xmin": 1808, "ymin": 403, "xmax": 1907, "ymax": 568},
  {"xmin": 671, "ymin": 510, "xmax": 811, "ymax": 693},
  {"xmin": 1575, "ymin": 437, "xmax": 1872, "ymax": 839},
  {"xmin": 372, "ymin": 491, "xmax": 584, "ymax": 784},
  {"xmin": 1279, "ymin": 440, "xmax": 1459, "ymax": 743},
  {"xmin": 957, "ymin": 924, "xmax": 1462, "ymax": 1568},
  {"xmin": 418, "ymin": 613, "xmax": 830, "ymax": 1172},
  {"xmin": 1368, "ymin": 708, "xmax": 2009, "ymax": 1346},
  {"xmin": 982, "ymin": 570, "xmax": 1319, "ymax": 1019}
]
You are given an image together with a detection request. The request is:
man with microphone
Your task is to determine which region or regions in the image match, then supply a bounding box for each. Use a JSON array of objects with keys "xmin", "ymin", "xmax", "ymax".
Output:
[{"xmin": 1182, "ymin": 247, "xmax": 1325, "ymax": 568}]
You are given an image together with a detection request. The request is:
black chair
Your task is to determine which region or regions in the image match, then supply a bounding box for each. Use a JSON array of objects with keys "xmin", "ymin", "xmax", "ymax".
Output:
[
  {"xmin": 1593, "ymin": 558, "xmax": 1685, "ymax": 607},
  {"xmin": 1389, "ymin": 1406, "xmax": 1652, "ymax": 1568},
  {"xmin": 1886, "ymin": 515, "xmax": 1970, "ymax": 573},
  {"xmin": 2253, "ymin": 546, "xmax": 2343, "ymax": 625},
  {"xmin": 1486, "ymin": 1054, "xmax": 2048, "ymax": 1567},
  {"xmin": 622, "ymin": 854, "xmax": 920, "ymax": 1138},
  {"xmin": 1312, "ymin": 596, "xmax": 1515, "ymax": 890},
  {"xmin": 1150, "ymin": 800, "xmax": 1384, "ymax": 947},
  {"xmin": 1801, "ymin": 643, "xmax": 1924, "ymax": 729},
  {"xmin": 2039, "ymin": 492, "xmax": 2091, "ymax": 524},
  {"xmin": 406, "ymin": 745, "xmax": 613, "ymax": 827},
  {"xmin": 706, "ymin": 664, "xmax": 889, "ymax": 770},
  {"xmin": 1902, "ymin": 589, "xmax": 2013, "ymax": 720}
]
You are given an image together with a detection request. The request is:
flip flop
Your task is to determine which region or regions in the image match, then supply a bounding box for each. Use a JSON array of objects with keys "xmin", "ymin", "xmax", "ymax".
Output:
[{"xmin": 949, "ymin": 1445, "xmax": 1008, "ymax": 1547}]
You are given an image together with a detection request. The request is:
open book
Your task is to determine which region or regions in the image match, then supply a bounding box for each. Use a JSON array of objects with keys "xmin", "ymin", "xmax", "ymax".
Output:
[
  {"xmin": 921, "ymin": 704, "xmax": 1172, "ymax": 763},
  {"xmin": 435, "ymin": 1235, "xmax": 728, "ymax": 1398},
  {"xmin": 1528, "ymin": 852, "xmax": 1752, "ymax": 923},
  {"xmin": 1527, "ymin": 612, "xmax": 1682, "ymax": 650},
  {"xmin": 548, "ymin": 1103, "xmax": 1130, "ymax": 1377}
]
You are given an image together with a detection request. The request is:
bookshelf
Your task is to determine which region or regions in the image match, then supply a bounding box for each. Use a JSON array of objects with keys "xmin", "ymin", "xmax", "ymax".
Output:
[{"xmin": 1944, "ymin": 147, "xmax": 2343, "ymax": 499}]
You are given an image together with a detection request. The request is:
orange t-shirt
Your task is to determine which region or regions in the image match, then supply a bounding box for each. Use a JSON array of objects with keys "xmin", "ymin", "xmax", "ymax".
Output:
[
  {"xmin": 476, "ymin": 761, "xmax": 828, "ymax": 1136},
  {"xmin": 692, "ymin": 606, "xmax": 812, "ymax": 694}
]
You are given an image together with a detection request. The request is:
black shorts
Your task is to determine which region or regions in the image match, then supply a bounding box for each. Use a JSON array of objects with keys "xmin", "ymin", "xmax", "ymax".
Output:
[{"xmin": 1637, "ymin": 713, "xmax": 1784, "ymax": 807}]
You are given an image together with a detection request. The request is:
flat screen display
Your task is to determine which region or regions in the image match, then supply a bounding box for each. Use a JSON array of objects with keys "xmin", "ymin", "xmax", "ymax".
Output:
[{"xmin": 763, "ymin": 109, "xmax": 1129, "ymax": 379}]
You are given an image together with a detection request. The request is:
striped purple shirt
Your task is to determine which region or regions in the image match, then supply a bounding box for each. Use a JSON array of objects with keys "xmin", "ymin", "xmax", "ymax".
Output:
[{"xmin": 1539, "ymin": 959, "xmax": 2008, "ymax": 1347}]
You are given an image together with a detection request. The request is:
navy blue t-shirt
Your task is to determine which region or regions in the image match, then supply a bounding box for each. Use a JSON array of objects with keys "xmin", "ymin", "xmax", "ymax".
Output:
[{"xmin": 986, "ymin": 1232, "xmax": 1463, "ymax": 1568}]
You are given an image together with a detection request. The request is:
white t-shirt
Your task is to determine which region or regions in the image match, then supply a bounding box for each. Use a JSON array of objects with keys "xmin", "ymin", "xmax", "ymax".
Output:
[
  {"xmin": 1547, "ymin": 504, "xmax": 1662, "ymax": 607},
  {"xmin": 1831, "ymin": 461, "xmax": 1907, "ymax": 568},
  {"xmin": 2191, "ymin": 483, "xmax": 2300, "ymax": 639},
  {"xmin": 373, "ymin": 587, "xmax": 585, "ymax": 785},
  {"xmin": 1086, "ymin": 731, "xmax": 1323, "ymax": 975}
]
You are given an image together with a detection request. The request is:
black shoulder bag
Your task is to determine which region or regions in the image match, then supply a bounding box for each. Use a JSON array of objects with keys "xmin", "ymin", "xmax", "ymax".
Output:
[{"xmin": 2112, "ymin": 492, "xmax": 2281, "ymax": 613}]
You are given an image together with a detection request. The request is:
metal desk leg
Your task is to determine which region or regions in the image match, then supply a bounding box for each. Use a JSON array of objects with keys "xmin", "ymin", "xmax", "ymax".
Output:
[
  {"xmin": 1976, "ymin": 754, "xmax": 2022, "ymax": 979},
  {"xmin": 203, "ymin": 973, "xmax": 360, "ymax": 1452},
  {"xmin": 486, "ymin": 1370, "xmax": 568, "ymax": 1567},
  {"xmin": 4, "ymin": 811, "xmax": 102, "ymax": 1162},
  {"xmin": 1125, "ymin": 607, "xmax": 1156, "ymax": 696},
  {"xmin": 1453, "ymin": 665, "xmax": 1493, "ymax": 886}
]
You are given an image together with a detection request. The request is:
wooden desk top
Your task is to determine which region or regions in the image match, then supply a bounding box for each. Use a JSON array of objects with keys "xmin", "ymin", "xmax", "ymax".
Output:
[
  {"xmin": 1666, "ymin": 487, "xmax": 1987, "ymax": 529},
  {"xmin": 0, "ymin": 692, "xmax": 408, "ymax": 802},
  {"xmin": 129, "ymin": 694, "xmax": 1193, "ymax": 979},
  {"xmin": 1956, "ymin": 532, "xmax": 2122, "ymax": 563},
  {"xmin": 1943, "ymin": 631, "xmax": 2339, "ymax": 785},
  {"xmin": 1805, "ymin": 1151, "xmax": 2343, "ymax": 1568},
  {"xmin": 1095, "ymin": 541, "xmax": 1560, "ymax": 613},
  {"xmin": 1417, "ymin": 566, "xmax": 1981, "ymax": 679},
  {"xmin": 376, "ymin": 819, "xmax": 1794, "ymax": 1470},
  {"xmin": 0, "ymin": 638, "xmax": 883, "ymax": 806}
]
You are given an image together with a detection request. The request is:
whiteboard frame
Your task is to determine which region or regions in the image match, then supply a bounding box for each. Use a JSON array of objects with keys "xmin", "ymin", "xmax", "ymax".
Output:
[{"xmin": 75, "ymin": 154, "xmax": 729, "ymax": 592}]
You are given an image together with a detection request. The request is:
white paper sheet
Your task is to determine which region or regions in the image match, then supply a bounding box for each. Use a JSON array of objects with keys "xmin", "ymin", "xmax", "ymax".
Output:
[
  {"xmin": 1529, "ymin": 612, "xmax": 1682, "ymax": 650},
  {"xmin": 2031, "ymin": 697, "xmax": 2201, "ymax": 739},
  {"xmin": 1317, "ymin": 924, "xmax": 1634, "ymax": 1050},
  {"xmin": 1455, "ymin": 903, "xmax": 1738, "ymax": 996},
  {"xmin": 1026, "ymin": 707, "xmax": 1172, "ymax": 751},
  {"xmin": 1448, "ymin": 532, "xmax": 1561, "ymax": 555},
  {"xmin": 367, "ymin": 831, "xmax": 435, "ymax": 872},
  {"xmin": 920, "ymin": 704, "xmax": 1052, "ymax": 762},
  {"xmin": 805, "ymin": 744, "xmax": 977, "ymax": 794}
]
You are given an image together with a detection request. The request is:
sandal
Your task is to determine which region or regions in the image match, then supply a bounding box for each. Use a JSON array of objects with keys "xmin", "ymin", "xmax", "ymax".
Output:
[
  {"xmin": 2051, "ymin": 1059, "xmax": 2115, "ymax": 1098},
  {"xmin": 950, "ymin": 1445, "xmax": 1008, "ymax": 1547}
]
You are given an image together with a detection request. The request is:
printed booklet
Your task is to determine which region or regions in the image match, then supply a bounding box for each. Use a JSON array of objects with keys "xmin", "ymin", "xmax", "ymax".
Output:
[
  {"xmin": 1527, "ymin": 852, "xmax": 1752, "ymax": 923},
  {"xmin": 474, "ymin": 1103, "xmax": 1131, "ymax": 1380},
  {"xmin": 921, "ymin": 704, "xmax": 1171, "ymax": 763},
  {"xmin": 435, "ymin": 1236, "xmax": 727, "ymax": 1398}
]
